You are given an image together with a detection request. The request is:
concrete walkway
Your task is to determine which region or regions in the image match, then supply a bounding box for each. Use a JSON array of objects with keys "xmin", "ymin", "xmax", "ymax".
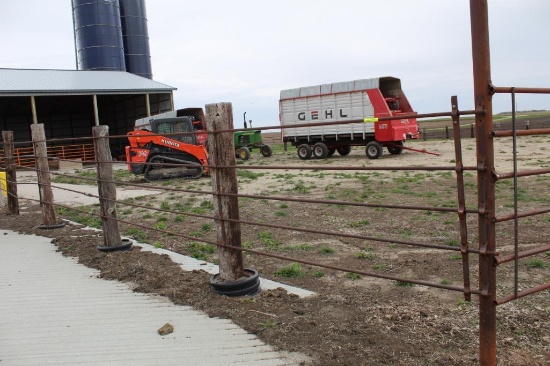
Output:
[{"xmin": 0, "ymin": 229, "xmax": 305, "ymax": 366}]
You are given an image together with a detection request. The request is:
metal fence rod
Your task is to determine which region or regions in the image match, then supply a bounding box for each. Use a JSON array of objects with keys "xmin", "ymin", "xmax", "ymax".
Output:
[
  {"xmin": 209, "ymin": 110, "xmax": 479, "ymax": 134},
  {"xmin": 451, "ymin": 96, "xmax": 472, "ymax": 301},
  {"xmin": 495, "ymin": 167, "xmax": 550, "ymax": 180},
  {"xmin": 222, "ymin": 192, "xmax": 479, "ymax": 214},
  {"xmin": 492, "ymin": 86, "xmax": 550, "ymax": 94},
  {"xmin": 511, "ymin": 89, "xmax": 520, "ymax": 299},
  {"xmin": 39, "ymin": 196, "xmax": 481, "ymax": 295},
  {"xmin": 470, "ymin": 0, "xmax": 498, "ymax": 363},
  {"xmin": 496, "ymin": 283, "xmax": 550, "ymax": 305},
  {"xmin": 213, "ymin": 164, "xmax": 479, "ymax": 172},
  {"xmin": 495, "ymin": 244, "xmax": 550, "ymax": 265},
  {"xmin": 492, "ymin": 128, "xmax": 550, "ymax": 137},
  {"xmin": 224, "ymin": 216, "xmax": 486, "ymax": 254},
  {"xmin": 495, "ymin": 206, "xmax": 550, "ymax": 223}
]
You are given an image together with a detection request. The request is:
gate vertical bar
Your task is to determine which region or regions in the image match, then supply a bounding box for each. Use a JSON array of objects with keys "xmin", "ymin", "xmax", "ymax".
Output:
[
  {"xmin": 205, "ymin": 102, "xmax": 244, "ymax": 281},
  {"xmin": 511, "ymin": 90, "xmax": 519, "ymax": 299},
  {"xmin": 2, "ymin": 131, "xmax": 20, "ymax": 215},
  {"xmin": 470, "ymin": 1, "xmax": 497, "ymax": 365},
  {"xmin": 451, "ymin": 96, "xmax": 471, "ymax": 302}
]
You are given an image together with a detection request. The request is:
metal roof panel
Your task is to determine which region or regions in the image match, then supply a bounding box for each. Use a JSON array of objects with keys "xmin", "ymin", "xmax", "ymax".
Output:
[{"xmin": 0, "ymin": 68, "xmax": 175, "ymax": 95}]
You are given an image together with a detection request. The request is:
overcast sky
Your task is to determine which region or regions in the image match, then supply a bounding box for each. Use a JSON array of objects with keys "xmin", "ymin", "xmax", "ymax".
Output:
[{"xmin": 1, "ymin": 0, "xmax": 549, "ymax": 128}]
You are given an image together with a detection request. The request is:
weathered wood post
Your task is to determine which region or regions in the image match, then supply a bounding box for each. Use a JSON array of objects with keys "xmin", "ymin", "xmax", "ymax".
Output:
[
  {"xmin": 205, "ymin": 103, "xmax": 245, "ymax": 281},
  {"xmin": 445, "ymin": 125, "xmax": 450, "ymax": 139},
  {"xmin": 2, "ymin": 131, "xmax": 20, "ymax": 215},
  {"xmin": 92, "ymin": 126, "xmax": 131, "ymax": 252},
  {"xmin": 31, "ymin": 124, "xmax": 63, "ymax": 229}
]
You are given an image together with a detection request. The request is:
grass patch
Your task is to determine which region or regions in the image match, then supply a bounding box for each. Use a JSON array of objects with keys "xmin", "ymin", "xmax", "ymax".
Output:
[
  {"xmin": 237, "ymin": 170, "xmax": 266, "ymax": 180},
  {"xmin": 446, "ymin": 238, "xmax": 460, "ymax": 247},
  {"xmin": 526, "ymin": 258, "xmax": 546, "ymax": 269},
  {"xmin": 318, "ymin": 246, "xmax": 335, "ymax": 254},
  {"xmin": 348, "ymin": 219, "xmax": 370, "ymax": 228},
  {"xmin": 124, "ymin": 227, "xmax": 147, "ymax": 242},
  {"xmin": 345, "ymin": 272, "xmax": 362, "ymax": 280},
  {"xmin": 258, "ymin": 231, "xmax": 282, "ymax": 249},
  {"xmin": 356, "ymin": 251, "xmax": 376, "ymax": 260},
  {"xmin": 188, "ymin": 242, "xmax": 215, "ymax": 260},
  {"xmin": 395, "ymin": 281, "xmax": 415, "ymax": 288},
  {"xmin": 260, "ymin": 319, "xmax": 279, "ymax": 330},
  {"xmin": 274, "ymin": 263, "xmax": 304, "ymax": 278}
]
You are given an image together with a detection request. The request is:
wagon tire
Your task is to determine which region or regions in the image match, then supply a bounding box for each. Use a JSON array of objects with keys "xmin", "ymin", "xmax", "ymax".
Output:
[
  {"xmin": 365, "ymin": 141, "xmax": 383, "ymax": 159},
  {"xmin": 388, "ymin": 141, "xmax": 404, "ymax": 155},
  {"xmin": 313, "ymin": 142, "xmax": 329, "ymax": 159},
  {"xmin": 337, "ymin": 145, "xmax": 351, "ymax": 156},
  {"xmin": 297, "ymin": 144, "xmax": 312, "ymax": 160}
]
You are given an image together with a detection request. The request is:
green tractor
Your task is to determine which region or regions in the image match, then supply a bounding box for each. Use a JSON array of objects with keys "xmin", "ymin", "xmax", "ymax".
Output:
[{"xmin": 234, "ymin": 113, "xmax": 273, "ymax": 160}]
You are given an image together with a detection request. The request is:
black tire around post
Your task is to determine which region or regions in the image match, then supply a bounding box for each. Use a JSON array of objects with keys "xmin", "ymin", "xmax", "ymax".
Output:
[
  {"xmin": 313, "ymin": 142, "xmax": 329, "ymax": 159},
  {"xmin": 365, "ymin": 141, "xmax": 383, "ymax": 159},
  {"xmin": 210, "ymin": 268, "xmax": 261, "ymax": 297},
  {"xmin": 297, "ymin": 144, "xmax": 312, "ymax": 160}
]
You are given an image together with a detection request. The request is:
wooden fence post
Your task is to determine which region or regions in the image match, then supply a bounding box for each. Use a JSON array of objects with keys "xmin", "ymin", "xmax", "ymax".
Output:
[
  {"xmin": 31, "ymin": 124, "xmax": 62, "ymax": 228},
  {"xmin": 470, "ymin": 123, "xmax": 475, "ymax": 138},
  {"xmin": 445, "ymin": 126, "xmax": 450, "ymax": 139},
  {"xmin": 205, "ymin": 102, "xmax": 244, "ymax": 282},
  {"xmin": 2, "ymin": 131, "xmax": 20, "ymax": 215},
  {"xmin": 92, "ymin": 126, "xmax": 131, "ymax": 252}
]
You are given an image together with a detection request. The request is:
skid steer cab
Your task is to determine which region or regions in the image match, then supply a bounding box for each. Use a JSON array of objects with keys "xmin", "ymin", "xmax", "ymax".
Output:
[{"xmin": 126, "ymin": 117, "xmax": 209, "ymax": 182}]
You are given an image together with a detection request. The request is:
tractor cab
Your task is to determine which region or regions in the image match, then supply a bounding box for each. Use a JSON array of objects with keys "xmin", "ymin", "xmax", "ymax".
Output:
[{"xmin": 150, "ymin": 117, "xmax": 197, "ymax": 145}]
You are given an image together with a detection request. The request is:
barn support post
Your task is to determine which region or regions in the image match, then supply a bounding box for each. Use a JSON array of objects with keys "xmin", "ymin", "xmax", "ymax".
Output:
[
  {"xmin": 92, "ymin": 125, "xmax": 131, "ymax": 252},
  {"xmin": 145, "ymin": 93, "xmax": 151, "ymax": 117},
  {"xmin": 470, "ymin": 1, "xmax": 497, "ymax": 365},
  {"xmin": 93, "ymin": 95, "xmax": 100, "ymax": 126},
  {"xmin": 31, "ymin": 124, "xmax": 63, "ymax": 229},
  {"xmin": 2, "ymin": 131, "xmax": 20, "ymax": 215},
  {"xmin": 30, "ymin": 96, "xmax": 38, "ymax": 124},
  {"xmin": 205, "ymin": 102, "xmax": 245, "ymax": 282}
]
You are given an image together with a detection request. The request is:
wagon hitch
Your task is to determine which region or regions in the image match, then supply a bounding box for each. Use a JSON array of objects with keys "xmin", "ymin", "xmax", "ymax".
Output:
[{"xmin": 388, "ymin": 143, "xmax": 440, "ymax": 156}]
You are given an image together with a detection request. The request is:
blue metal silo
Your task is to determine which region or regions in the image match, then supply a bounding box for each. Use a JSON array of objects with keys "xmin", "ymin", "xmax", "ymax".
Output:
[
  {"xmin": 72, "ymin": 0, "xmax": 126, "ymax": 71},
  {"xmin": 119, "ymin": 0, "xmax": 153, "ymax": 79}
]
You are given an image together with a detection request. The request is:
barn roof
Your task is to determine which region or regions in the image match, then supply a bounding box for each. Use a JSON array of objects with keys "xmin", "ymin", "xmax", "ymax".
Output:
[{"xmin": 0, "ymin": 68, "xmax": 175, "ymax": 96}]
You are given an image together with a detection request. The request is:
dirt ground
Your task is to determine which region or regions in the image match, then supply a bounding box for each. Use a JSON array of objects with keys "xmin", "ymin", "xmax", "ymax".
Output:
[{"xmin": 1, "ymin": 135, "xmax": 549, "ymax": 365}]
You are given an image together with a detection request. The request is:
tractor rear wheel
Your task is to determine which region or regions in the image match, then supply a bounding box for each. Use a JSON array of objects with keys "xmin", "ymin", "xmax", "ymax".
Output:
[{"xmin": 260, "ymin": 145, "xmax": 273, "ymax": 157}]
